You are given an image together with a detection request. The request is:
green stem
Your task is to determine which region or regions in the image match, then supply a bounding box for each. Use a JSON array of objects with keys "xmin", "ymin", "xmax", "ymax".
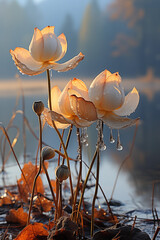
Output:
[
  {"xmin": 46, "ymin": 69, "xmax": 74, "ymax": 202},
  {"xmin": 27, "ymin": 114, "xmax": 42, "ymax": 225},
  {"xmin": 76, "ymin": 149, "xmax": 97, "ymax": 222},
  {"xmin": 91, "ymin": 148, "xmax": 100, "ymax": 237}
]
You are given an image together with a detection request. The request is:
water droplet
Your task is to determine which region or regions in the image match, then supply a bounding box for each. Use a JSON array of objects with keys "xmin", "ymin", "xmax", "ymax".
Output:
[
  {"xmin": 99, "ymin": 142, "xmax": 107, "ymax": 151},
  {"xmin": 96, "ymin": 120, "xmax": 101, "ymax": 130},
  {"xmin": 117, "ymin": 144, "xmax": 123, "ymax": 151},
  {"xmin": 84, "ymin": 141, "xmax": 89, "ymax": 147},
  {"xmin": 116, "ymin": 130, "xmax": 123, "ymax": 151},
  {"xmin": 110, "ymin": 129, "xmax": 115, "ymax": 143},
  {"xmin": 81, "ymin": 127, "xmax": 88, "ymax": 145}
]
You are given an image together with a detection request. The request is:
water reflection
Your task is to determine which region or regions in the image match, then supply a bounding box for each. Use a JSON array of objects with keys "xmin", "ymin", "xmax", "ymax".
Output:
[{"xmin": 0, "ymin": 79, "xmax": 160, "ymax": 208}]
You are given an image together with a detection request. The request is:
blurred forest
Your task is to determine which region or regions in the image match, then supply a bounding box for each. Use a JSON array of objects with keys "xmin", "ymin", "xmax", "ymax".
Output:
[{"xmin": 1, "ymin": 0, "xmax": 160, "ymax": 78}]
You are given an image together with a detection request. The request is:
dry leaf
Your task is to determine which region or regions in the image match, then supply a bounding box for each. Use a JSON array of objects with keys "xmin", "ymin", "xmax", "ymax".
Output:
[
  {"xmin": 94, "ymin": 208, "xmax": 119, "ymax": 223},
  {"xmin": 17, "ymin": 162, "xmax": 44, "ymax": 202},
  {"xmin": 14, "ymin": 222, "xmax": 49, "ymax": 240},
  {"xmin": 0, "ymin": 195, "xmax": 12, "ymax": 206},
  {"xmin": 34, "ymin": 196, "xmax": 53, "ymax": 212},
  {"xmin": 6, "ymin": 207, "xmax": 28, "ymax": 226}
]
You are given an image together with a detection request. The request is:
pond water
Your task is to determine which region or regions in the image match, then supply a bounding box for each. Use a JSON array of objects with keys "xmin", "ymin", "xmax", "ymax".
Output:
[{"xmin": 0, "ymin": 77, "xmax": 160, "ymax": 238}]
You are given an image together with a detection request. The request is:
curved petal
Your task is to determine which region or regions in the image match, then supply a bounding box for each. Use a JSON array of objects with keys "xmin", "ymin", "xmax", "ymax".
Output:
[
  {"xmin": 100, "ymin": 112, "xmax": 139, "ymax": 129},
  {"xmin": 113, "ymin": 88, "xmax": 139, "ymax": 116},
  {"xmin": 10, "ymin": 50, "xmax": 84, "ymax": 76},
  {"xmin": 68, "ymin": 78, "xmax": 89, "ymax": 100},
  {"xmin": 29, "ymin": 27, "xmax": 44, "ymax": 62},
  {"xmin": 55, "ymin": 33, "xmax": 67, "ymax": 61},
  {"xmin": 10, "ymin": 48, "xmax": 43, "ymax": 75},
  {"xmin": 58, "ymin": 81, "xmax": 75, "ymax": 117},
  {"xmin": 89, "ymin": 69, "xmax": 112, "ymax": 109},
  {"xmin": 58, "ymin": 78, "xmax": 88, "ymax": 116},
  {"xmin": 49, "ymin": 86, "xmax": 61, "ymax": 113},
  {"xmin": 41, "ymin": 26, "xmax": 55, "ymax": 35},
  {"xmin": 72, "ymin": 116, "xmax": 93, "ymax": 128},
  {"xmin": 69, "ymin": 94, "xmax": 97, "ymax": 121},
  {"xmin": 49, "ymin": 52, "xmax": 84, "ymax": 72},
  {"xmin": 43, "ymin": 108, "xmax": 70, "ymax": 129}
]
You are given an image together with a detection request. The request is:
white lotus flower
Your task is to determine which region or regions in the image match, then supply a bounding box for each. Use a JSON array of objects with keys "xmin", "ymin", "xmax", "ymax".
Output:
[
  {"xmin": 43, "ymin": 78, "xmax": 97, "ymax": 129},
  {"xmin": 89, "ymin": 70, "xmax": 139, "ymax": 129},
  {"xmin": 10, "ymin": 26, "xmax": 84, "ymax": 76}
]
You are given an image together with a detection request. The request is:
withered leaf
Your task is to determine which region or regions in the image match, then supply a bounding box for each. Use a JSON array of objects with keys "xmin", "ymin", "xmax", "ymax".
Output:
[
  {"xmin": 6, "ymin": 207, "xmax": 28, "ymax": 226},
  {"xmin": 14, "ymin": 222, "xmax": 49, "ymax": 240},
  {"xmin": 17, "ymin": 162, "xmax": 44, "ymax": 202}
]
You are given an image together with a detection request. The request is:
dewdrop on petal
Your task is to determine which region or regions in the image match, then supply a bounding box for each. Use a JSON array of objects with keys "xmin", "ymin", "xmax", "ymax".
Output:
[
  {"xmin": 32, "ymin": 101, "xmax": 44, "ymax": 116},
  {"xmin": 55, "ymin": 165, "xmax": 70, "ymax": 183},
  {"xmin": 41, "ymin": 146, "xmax": 55, "ymax": 160}
]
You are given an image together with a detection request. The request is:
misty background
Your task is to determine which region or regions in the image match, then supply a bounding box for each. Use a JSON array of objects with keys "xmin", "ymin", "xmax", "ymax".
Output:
[{"xmin": 1, "ymin": 0, "xmax": 160, "ymax": 78}]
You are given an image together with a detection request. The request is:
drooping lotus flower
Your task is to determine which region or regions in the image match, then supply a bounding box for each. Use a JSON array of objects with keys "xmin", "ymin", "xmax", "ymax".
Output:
[
  {"xmin": 88, "ymin": 70, "xmax": 139, "ymax": 129},
  {"xmin": 43, "ymin": 78, "xmax": 97, "ymax": 129},
  {"xmin": 10, "ymin": 26, "xmax": 84, "ymax": 76}
]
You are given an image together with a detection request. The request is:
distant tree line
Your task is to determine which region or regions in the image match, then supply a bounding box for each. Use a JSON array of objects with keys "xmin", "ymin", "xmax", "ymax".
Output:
[{"xmin": 1, "ymin": 0, "xmax": 160, "ymax": 78}]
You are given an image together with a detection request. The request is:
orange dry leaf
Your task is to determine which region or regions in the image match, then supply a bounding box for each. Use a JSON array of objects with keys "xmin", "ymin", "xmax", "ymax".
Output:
[
  {"xmin": 0, "ymin": 196, "xmax": 12, "ymax": 206},
  {"xmin": 34, "ymin": 196, "xmax": 53, "ymax": 212},
  {"xmin": 6, "ymin": 207, "xmax": 28, "ymax": 226},
  {"xmin": 17, "ymin": 161, "xmax": 44, "ymax": 202},
  {"xmin": 14, "ymin": 222, "xmax": 49, "ymax": 240},
  {"xmin": 94, "ymin": 208, "xmax": 119, "ymax": 223}
]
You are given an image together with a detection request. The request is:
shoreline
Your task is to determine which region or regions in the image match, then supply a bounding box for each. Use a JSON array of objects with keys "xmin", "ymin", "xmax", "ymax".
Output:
[{"xmin": 0, "ymin": 78, "xmax": 159, "ymax": 98}]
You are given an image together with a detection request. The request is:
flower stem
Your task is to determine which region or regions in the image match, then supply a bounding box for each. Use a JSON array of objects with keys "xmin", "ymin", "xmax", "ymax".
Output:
[
  {"xmin": 76, "ymin": 149, "xmax": 97, "ymax": 222},
  {"xmin": 91, "ymin": 148, "xmax": 100, "ymax": 237},
  {"xmin": 72, "ymin": 128, "xmax": 82, "ymax": 220},
  {"xmin": 27, "ymin": 114, "xmax": 42, "ymax": 225},
  {"xmin": 42, "ymin": 159, "xmax": 57, "ymax": 210},
  {"xmin": 46, "ymin": 69, "xmax": 74, "ymax": 203}
]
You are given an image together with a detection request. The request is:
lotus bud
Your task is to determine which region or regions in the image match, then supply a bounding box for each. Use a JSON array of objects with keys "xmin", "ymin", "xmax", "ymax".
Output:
[
  {"xmin": 55, "ymin": 165, "xmax": 70, "ymax": 183},
  {"xmin": 32, "ymin": 101, "xmax": 44, "ymax": 116},
  {"xmin": 42, "ymin": 146, "xmax": 55, "ymax": 160}
]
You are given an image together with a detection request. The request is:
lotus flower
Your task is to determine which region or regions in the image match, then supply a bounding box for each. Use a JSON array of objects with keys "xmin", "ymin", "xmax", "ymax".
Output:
[
  {"xmin": 88, "ymin": 70, "xmax": 139, "ymax": 129},
  {"xmin": 43, "ymin": 78, "xmax": 97, "ymax": 128},
  {"xmin": 10, "ymin": 26, "xmax": 84, "ymax": 76}
]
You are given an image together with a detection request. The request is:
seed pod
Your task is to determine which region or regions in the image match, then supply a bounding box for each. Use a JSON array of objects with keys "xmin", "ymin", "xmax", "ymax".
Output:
[
  {"xmin": 32, "ymin": 101, "xmax": 44, "ymax": 116},
  {"xmin": 55, "ymin": 165, "xmax": 70, "ymax": 183},
  {"xmin": 42, "ymin": 146, "xmax": 55, "ymax": 160}
]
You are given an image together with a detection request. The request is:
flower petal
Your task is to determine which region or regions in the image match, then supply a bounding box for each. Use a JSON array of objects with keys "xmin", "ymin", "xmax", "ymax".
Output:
[
  {"xmin": 89, "ymin": 70, "xmax": 112, "ymax": 109},
  {"xmin": 10, "ymin": 48, "xmax": 43, "ymax": 75},
  {"xmin": 55, "ymin": 33, "xmax": 67, "ymax": 61},
  {"xmin": 10, "ymin": 50, "xmax": 84, "ymax": 76},
  {"xmin": 41, "ymin": 26, "xmax": 55, "ymax": 35},
  {"xmin": 74, "ymin": 117, "xmax": 93, "ymax": 128},
  {"xmin": 58, "ymin": 78, "xmax": 88, "ymax": 116},
  {"xmin": 29, "ymin": 27, "xmax": 44, "ymax": 62},
  {"xmin": 69, "ymin": 94, "xmax": 97, "ymax": 121},
  {"xmin": 113, "ymin": 87, "xmax": 139, "ymax": 116},
  {"xmin": 43, "ymin": 108, "xmax": 70, "ymax": 129},
  {"xmin": 49, "ymin": 86, "xmax": 61, "ymax": 113},
  {"xmin": 100, "ymin": 112, "xmax": 139, "ymax": 129},
  {"xmin": 49, "ymin": 52, "xmax": 84, "ymax": 72}
]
